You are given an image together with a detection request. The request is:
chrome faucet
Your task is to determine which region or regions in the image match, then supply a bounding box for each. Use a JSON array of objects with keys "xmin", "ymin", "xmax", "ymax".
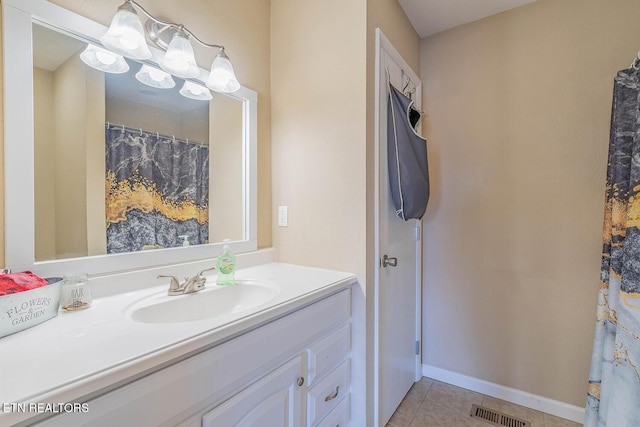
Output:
[{"xmin": 158, "ymin": 267, "xmax": 216, "ymax": 296}]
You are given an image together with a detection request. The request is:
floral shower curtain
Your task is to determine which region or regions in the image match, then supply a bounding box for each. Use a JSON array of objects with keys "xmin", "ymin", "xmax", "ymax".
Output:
[
  {"xmin": 105, "ymin": 127, "xmax": 209, "ymax": 253},
  {"xmin": 586, "ymin": 67, "xmax": 640, "ymax": 426}
]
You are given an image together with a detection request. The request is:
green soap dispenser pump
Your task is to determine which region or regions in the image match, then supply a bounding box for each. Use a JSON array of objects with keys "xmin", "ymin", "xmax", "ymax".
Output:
[{"xmin": 216, "ymin": 239, "xmax": 236, "ymax": 285}]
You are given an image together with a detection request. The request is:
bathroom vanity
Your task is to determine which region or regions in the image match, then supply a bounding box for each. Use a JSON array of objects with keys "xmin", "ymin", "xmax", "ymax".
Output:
[{"xmin": 0, "ymin": 262, "xmax": 356, "ymax": 426}]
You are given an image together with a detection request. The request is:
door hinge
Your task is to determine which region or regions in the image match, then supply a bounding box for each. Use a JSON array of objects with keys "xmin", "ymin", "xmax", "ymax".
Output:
[{"xmin": 415, "ymin": 340, "xmax": 420, "ymax": 355}]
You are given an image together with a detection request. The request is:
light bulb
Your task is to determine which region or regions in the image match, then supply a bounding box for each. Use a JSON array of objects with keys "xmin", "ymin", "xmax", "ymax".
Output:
[
  {"xmin": 147, "ymin": 67, "xmax": 167, "ymax": 81},
  {"xmin": 135, "ymin": 65, "xmax": 175, "ymax": 89},
  {"xmin": 95, "ymin": 51, "xmax": 116, "ymax": 65},
  {"xmin": 160, "ymin": 28, "xmax": 200, "ymax": 79},
  {"xmin": 179, "ymin": 81, "xmax": 212, "ymax": 101},
  {"xmin": 80, "ymin": 44, "xmax": 129, "ymax": 74}
]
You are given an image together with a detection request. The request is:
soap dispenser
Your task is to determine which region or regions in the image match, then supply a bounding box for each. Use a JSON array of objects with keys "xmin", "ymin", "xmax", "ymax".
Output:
[{"xmin": 216, "ymin": 239, "xmax": 236, "ymax": 285}]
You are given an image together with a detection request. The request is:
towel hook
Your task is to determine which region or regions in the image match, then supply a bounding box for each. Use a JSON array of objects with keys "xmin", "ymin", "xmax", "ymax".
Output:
[{"xmin": 402, "ymin": 71, "xmax": 410, "ymax": 94}]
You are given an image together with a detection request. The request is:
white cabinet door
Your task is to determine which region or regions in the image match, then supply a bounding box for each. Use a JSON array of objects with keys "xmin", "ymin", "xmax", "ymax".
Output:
[{"xmin": 202, "ymin": 355, "xmax": 306, "ymax": 427}]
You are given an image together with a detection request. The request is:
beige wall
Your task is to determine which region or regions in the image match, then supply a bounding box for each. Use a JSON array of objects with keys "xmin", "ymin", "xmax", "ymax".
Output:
[
  {"xmin": 106, "ymin": 101, "xmax": 209, "ymax": 145},
  {"xmin": 270, "ymin": 1, "xmax": 368, "ymax": 422},
  {"xmin": 34, "ymin": 67, "xmax": 56, "ymax": 260},
  {"xmin": 180, "ymin": 106, "xmax": 209, "ymax": 145},
  {"xmin": 271, "ymin": 0, "xmax": 367, "ymax": 277},
  {"xmin": 209, "ymin": 95, "xmax": 243, "ymax": 243},
  {"xmin": 52, "ymin": 53, "xmax": 105, "ymax": 259},
  {"xmin": 83, "ymin": 56, "xmax": 107, "ymax": 256},
  {"xmin": 53, "ymin": 54, "xmax": 87, "ymax": 258},
  {"xmin": 106, "ymin": 101, "xmax": 183, "ymax": 139},
  {"xmin": 47, "ymin": 0, "xmax": 272, "ymax": 249},
  {"xmin": 420, "ymin": 0, "xmax": 640, "ymax": 406}
]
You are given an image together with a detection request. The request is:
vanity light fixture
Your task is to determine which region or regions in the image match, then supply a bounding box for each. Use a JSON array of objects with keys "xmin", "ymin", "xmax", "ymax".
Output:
[
  {"xmin": 102, "ymin": 0, "xmax": 241, "ymax": 93},
  {"xmin": 179, "ymin": 81, "xmax": 213, "ymax": 101},
  {"xmin": 80, "ymin": 44, "xmax": 130, "ymax": 74},
  {"xmin": 135, "ymin": 64, "xmax": 175, "ymax": 89}
]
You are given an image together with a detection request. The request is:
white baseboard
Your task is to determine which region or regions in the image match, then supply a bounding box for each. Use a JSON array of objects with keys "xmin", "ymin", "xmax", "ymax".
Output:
[{"xmin": 421, "ymin": 364, "xmax": 585, "ymax": 424}]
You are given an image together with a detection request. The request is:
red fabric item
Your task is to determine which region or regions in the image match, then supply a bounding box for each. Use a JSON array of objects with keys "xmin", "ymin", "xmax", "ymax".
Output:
[{"xmin": 0, "ymin": 271, "xmax": 49, "ymax": 296}]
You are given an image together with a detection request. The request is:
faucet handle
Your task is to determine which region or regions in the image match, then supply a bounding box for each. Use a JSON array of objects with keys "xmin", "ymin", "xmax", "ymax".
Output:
[
  {"xmin": 157, "ymin": 275, "xmax": 183, "ymax": 295},
  {"xmin": 197, "ymin": 266, "xmax": 217, "ymax": 276}
]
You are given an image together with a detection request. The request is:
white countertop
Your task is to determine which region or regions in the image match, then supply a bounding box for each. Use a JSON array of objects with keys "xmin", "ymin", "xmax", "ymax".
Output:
[{"xmin": 0, "ymin": 262, "xmax": 356, "ymax": 426}]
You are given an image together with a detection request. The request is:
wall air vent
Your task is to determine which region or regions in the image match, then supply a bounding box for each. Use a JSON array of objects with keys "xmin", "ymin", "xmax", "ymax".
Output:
[{"xmin": 470, "ymin": 404, "xmax": 531, "ymax": 427}]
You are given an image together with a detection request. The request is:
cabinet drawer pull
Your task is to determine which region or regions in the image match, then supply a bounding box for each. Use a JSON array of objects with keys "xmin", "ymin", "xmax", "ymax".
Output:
[
  {"xmin": 324, "ymin": 385, "xmax": 339, "ymax": 402},
  {"xmin": 297, "ymin": 377, "xmax": 305, "ymax": 386}
]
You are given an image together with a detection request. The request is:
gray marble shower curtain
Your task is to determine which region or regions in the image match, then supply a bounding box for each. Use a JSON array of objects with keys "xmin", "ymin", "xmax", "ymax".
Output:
[
  {"xmin": 105, "ymin": 128, "xmax": 209, "ymax": 253},
  {"xmin": 586, "ymin": 67, "xmax": 640, "ymax": 426}
]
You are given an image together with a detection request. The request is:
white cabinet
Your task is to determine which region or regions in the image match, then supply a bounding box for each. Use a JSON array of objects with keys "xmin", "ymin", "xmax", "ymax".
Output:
[
  {"xmin": 203, "ymin": 324, "xmax": 351, "ymax": 427},
  {"xmin": 34, "ymin": 288, "xmax": 351, "ymax": 427},
  {"xmin": 202, "ymin": 355, "xmax": 306, "ymax": 427}
]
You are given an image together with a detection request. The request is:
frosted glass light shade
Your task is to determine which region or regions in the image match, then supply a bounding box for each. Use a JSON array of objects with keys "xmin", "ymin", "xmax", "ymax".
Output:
[
  {"xmin": 135, "ymin": 65, "xmax": 175, "ymax": 89},
  {"xmin": 100, "ymin": 3, "xmax": 151, "ymax": 60},
  {"xmin": 179, "ymin": 81, "xmax": 212, "ymax": 101},
  {"xmin": 206, "ymin": 50, "xmax": 240, "ymax": 93},
  {"xmin": 80, "ymin": 44, "xmax": 129, "ymax": 74},
  {"xmin": 160, "ymin": 29, "xmax": 200, "ymax": 79}
]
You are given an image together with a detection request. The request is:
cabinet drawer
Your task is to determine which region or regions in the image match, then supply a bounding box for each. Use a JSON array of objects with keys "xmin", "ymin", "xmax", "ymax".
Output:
[
  {"xmin": 307, "ymin": 360, "xmax": 350, "ymax": 426},
  {"xmin": 307, "ymin": 323, "xmax": 350, "ymax": 386},
  {"xmin": 316, "ymin": 395, "xmax": 349, "ymax": 427}
]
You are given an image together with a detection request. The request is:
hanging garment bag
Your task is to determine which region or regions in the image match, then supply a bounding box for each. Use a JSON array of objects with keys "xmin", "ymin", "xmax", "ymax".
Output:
[{"xmin": 387, "ymin": 83, "xmax": 430, "ymax": 220}]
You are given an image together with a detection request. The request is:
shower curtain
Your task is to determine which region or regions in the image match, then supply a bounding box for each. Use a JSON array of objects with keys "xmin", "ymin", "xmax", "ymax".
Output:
[
  {"xmin": 105, "ymin": 127, "xmax": 209, "ymax": 253},
  {"xmin": 586, "ymin": 66, "xmax": 640, "ymax": 426}
]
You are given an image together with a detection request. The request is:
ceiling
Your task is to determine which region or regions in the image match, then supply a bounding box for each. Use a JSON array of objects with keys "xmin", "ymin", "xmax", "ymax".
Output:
[{"xmin": 398, "ymin": 0, "xmax": 538, "ymax": 38}]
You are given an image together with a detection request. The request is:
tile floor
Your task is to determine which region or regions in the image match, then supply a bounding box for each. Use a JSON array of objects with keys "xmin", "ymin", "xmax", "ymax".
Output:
[{"xmin": 386, "ymin": 378, "xmax": 582, "ymax": 427}]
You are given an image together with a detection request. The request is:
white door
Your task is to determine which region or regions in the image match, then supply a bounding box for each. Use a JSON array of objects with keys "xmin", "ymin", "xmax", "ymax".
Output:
[{"xmin": 374, "ymin": 29, "xmax": 422, "ymax": 426}]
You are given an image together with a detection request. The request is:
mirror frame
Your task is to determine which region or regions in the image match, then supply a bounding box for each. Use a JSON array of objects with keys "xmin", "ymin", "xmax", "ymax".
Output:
[{"xmin": 3, "ymin": 0, "xmax": 258, "ymax": 277}]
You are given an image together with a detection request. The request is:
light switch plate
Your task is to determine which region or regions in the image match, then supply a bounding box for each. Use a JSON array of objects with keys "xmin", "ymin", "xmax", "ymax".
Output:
[{"xmin": 278, "ymin": 206, "xmax": 288, "ymax": 227}]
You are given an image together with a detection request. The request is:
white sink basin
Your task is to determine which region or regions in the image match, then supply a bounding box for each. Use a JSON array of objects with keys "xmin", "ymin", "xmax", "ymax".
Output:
[{"xmin": 129, "ymin": 279, "xmax": 280, "ymax": 324}]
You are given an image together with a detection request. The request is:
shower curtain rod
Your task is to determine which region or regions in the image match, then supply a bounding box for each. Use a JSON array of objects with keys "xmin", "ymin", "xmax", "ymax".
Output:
[{"xmin": 105, "ymin": 122, "xmax": 205, "ymax": 146}]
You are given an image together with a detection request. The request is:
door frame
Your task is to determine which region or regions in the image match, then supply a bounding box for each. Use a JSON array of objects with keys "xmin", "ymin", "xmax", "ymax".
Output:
[{"xmin": 373, "ymin": 28, "xmax": 423, "ymax": 427}]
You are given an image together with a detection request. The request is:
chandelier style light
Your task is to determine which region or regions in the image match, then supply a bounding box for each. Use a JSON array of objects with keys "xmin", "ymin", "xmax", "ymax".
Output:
[{"xmin": 81, "ymin": 0, "xmax": 241, "ymax": 100}]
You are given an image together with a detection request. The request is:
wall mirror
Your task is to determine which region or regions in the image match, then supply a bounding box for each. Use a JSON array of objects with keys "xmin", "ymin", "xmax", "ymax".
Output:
[{"xmin": 3, "ymin": 0, "xmax": 258, "ymax": 277}]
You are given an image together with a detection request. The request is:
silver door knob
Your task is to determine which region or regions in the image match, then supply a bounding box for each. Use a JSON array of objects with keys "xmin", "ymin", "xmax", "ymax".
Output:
[{"xmin": 382, "ymin": 255, "xmax": 398, "ymax": 267}]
